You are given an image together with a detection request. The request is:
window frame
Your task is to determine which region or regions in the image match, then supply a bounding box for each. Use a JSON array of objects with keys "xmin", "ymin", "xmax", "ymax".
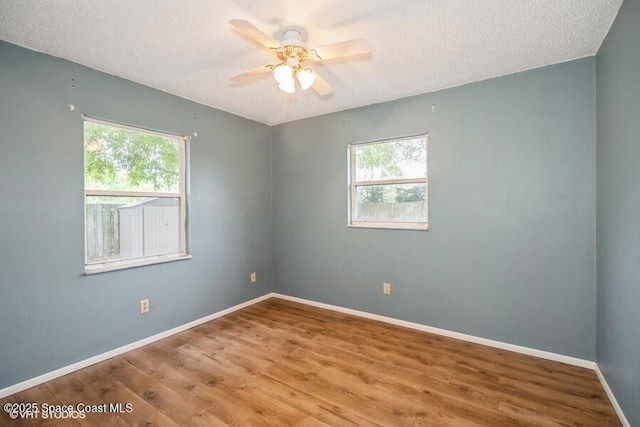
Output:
[
  {"xmin": 348, "ymin": 133, "xmax": 428, "ymax": 231},
  {"xmin": 83, "ymin": 116, "xmax": 191, "ymax": 274}
]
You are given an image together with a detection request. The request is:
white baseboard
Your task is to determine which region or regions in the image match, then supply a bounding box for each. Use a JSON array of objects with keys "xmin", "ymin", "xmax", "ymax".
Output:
[
  {"xmin": 595, "ymin": 364, "xmax": 630, "ymax": 427},
  {"xmin": 0, "ymin": 293, "xmax": 273, "ymax": 399},
  {"xmin": 272, "ymin": 293, "xmax": 596, "ymax": 369}
]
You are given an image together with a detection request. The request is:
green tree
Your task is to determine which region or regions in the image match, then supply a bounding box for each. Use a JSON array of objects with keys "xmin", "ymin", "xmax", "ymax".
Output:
[
  {"xmin": 84, "ymin": 122, "xmax": 179, "ymax": 192},
  {"xmin": 360, "ymin": 185, "xmax": 385, "ymax": 203},
  {"xmin": 394, "ymin": 185, "xmax": 425, "ymax": 203},
  {"xmin": 357, "ymin": 143, "xmax": 401, "ymax": 181},
  {"xmin": 357, "ymin": 138, "xmax": 425, "ymax": 203}
]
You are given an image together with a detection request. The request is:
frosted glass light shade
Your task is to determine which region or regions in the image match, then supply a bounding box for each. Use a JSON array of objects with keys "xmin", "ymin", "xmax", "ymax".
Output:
[
  {"xmin": 297, "ymin": 69, "xmax": 316, "ymax": 90},
  {"xmin": 274, "ymin": 64, "xmax": 293, "ymax": 84}
]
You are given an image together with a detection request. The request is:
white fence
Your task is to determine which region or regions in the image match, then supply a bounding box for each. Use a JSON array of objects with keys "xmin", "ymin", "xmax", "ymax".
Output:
[
  {"xmin": 86, "ymin": 204, "xmax": 120, "ymax": 261},
  {"xmin": 86, "ymin": 199, "xmax": 179, "ymax": 262},
  {"xmin": 357, "ymin": 201, "xmax": 426, "ymax": 222}
]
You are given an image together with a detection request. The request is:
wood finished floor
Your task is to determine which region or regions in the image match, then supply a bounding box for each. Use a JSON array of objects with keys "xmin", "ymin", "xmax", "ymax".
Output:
[{"xmin": 0, "ymin": 298, "xmax": 620, "ymax": 426}]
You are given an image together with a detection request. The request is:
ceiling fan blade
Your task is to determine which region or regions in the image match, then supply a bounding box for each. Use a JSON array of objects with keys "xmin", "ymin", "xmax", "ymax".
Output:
[
  {"xmin": 229, "ymin": 19, "xmax": 280, "ymax": 49},
  {"xmin": 313, "ymin": 39, "xmax": 371, "ymax": 61},
  {"xmin": 311, "ymin": 72, "xmax": 333, "ymax": 96},
  {"xmin": 230, "ymin": 66, "xmax": 272, "ymax": 83}
]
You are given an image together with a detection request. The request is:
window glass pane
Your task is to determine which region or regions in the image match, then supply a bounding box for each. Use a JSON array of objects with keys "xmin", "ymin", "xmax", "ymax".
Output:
[
  {"xmin": 355, "ymin": 183, "xmax": 426, "ymax": 222},
  {"xmin": 86, "ymin": 196, "xmax": 181, "ymax": 263},
  {"xmin": 84, "ymin": 122, "xmax": 180, "ymax": 193},
  {"xmin": 355, "ymin": 137, "xmax": 426, "ymax": 181}
]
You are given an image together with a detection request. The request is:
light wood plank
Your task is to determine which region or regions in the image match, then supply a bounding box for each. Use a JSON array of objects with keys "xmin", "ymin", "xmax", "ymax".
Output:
[{"xmin": 0, "ymin": 297, "xmax": 621, "ymax": 426}]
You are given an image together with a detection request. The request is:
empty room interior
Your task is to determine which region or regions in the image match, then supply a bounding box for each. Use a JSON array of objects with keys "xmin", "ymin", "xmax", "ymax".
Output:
[{"xmin": 0, "ymin": 1, "xmax": 638, "ymax": 426}]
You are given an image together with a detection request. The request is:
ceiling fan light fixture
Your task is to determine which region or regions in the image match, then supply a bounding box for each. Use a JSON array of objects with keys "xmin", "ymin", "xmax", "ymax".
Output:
[
  {"xmin": 228, "ymin": 20, "xmax": 363, "ymax": 97},
  {"xmin": 297, "ymin": 68, "xmax": 316, "ymax": 90},
  {"xmin": 286, "ymin": 55, "xmax": 300, "ymax": 67},
  {"xmin": 278, "ymin": 78, "xmax": 296, "ymax": 94},
  {"xmin": 281, "ymin": 29, "xmax": 306, "ymax": 48},
  {"xmin": 273, "ymin": 64, "xmax": 293, "ymax": 84}
]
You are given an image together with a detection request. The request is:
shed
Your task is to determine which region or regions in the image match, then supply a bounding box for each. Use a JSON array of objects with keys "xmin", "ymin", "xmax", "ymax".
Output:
[{"xmin": 118, "ymin": 198, "xmax": 179, "ymax": 259}]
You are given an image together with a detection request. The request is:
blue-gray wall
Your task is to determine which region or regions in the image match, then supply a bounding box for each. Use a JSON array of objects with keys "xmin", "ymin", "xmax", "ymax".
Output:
[
  {"xmin": 0, "ymin": 41, "xmax": 273, "ymax": 389},
  {"xmin": 596, "ymin": 0, "xmax": 640, "ymax": 423},
  {"xmin": 273, "ymin": 58, "xmax": 597, "ymax": 360}
]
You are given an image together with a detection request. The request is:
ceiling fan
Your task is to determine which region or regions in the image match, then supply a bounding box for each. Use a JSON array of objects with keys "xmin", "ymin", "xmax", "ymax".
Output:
[{"xmin": 229, "ymin": 19, "xmax": 371, "ymax": 96}]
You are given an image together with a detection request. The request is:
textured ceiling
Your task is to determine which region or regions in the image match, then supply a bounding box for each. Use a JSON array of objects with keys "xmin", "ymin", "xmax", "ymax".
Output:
[{"xmin": 0, "ymin": 0, "xmax": 622, "ymax": 125}]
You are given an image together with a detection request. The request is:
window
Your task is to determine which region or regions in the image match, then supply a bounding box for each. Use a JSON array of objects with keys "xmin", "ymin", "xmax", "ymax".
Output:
[
  {"xmin": 348, "ymin": 134, "xmax": 428, "ymax": 230},
  {"xmin": 83, "ymin": 117, "xmax": 189, "ymax": 273}
]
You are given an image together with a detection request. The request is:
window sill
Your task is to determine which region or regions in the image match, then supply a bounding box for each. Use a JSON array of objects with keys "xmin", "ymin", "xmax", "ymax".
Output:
[
  {"xmin": 349, "ymin": 222, "xmax": 428, "ymax": 231},
  {"xmin": 84, "ymin": 253, "xmax": 192, "ymax": 275}
]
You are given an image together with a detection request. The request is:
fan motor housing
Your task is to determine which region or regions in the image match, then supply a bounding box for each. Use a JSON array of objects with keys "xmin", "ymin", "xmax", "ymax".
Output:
[{"xmin": 280, "ymin": 28, "xmax": 306, "ymax": 48}]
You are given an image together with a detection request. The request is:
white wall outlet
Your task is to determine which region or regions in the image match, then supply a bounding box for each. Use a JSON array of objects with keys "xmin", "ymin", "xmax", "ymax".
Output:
[
  {"xmin": 383, "ymin": 282, "xmax": 391, "ymax": 295},
  {"xmin": 140, "ymin": 298, "xmax": 149, "ymax": 314},
  {"xmin": 250, "ymin": 272, "xmax": 257, "ymax": 283}
]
